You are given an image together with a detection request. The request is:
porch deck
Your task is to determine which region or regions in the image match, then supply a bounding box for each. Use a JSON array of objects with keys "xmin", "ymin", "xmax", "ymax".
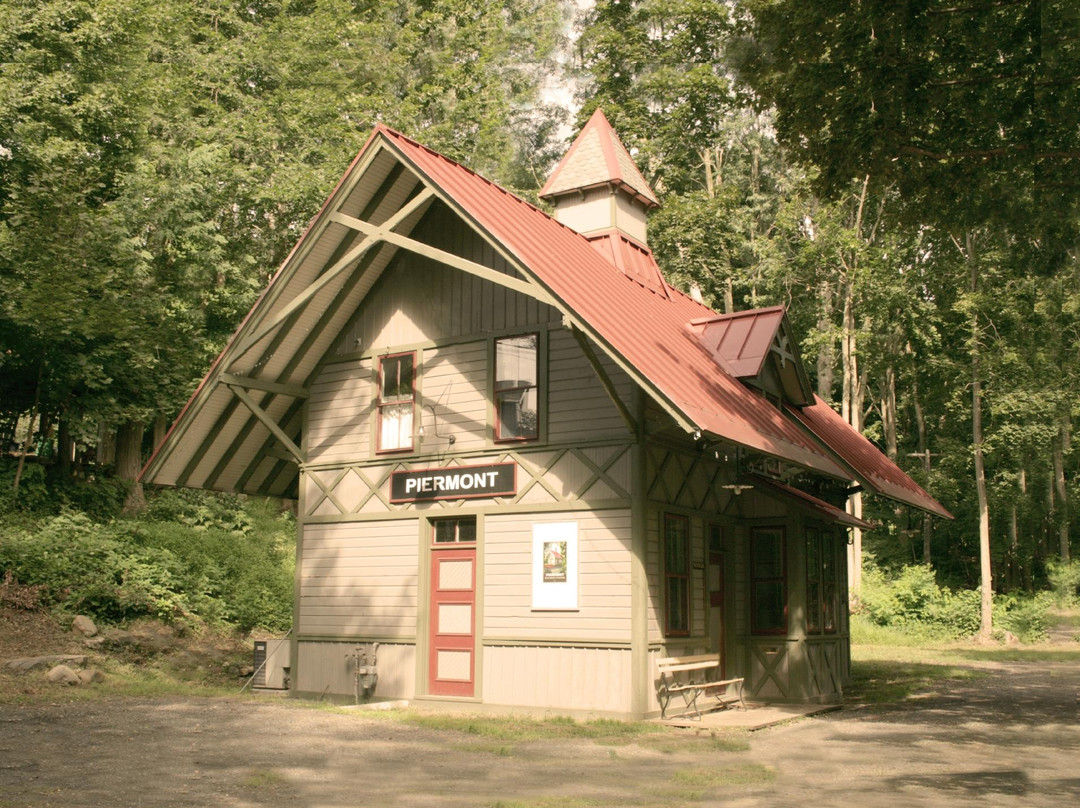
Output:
[{"xmin": 659, "ymin": 702, "xmax": 840, "ymax": 731}]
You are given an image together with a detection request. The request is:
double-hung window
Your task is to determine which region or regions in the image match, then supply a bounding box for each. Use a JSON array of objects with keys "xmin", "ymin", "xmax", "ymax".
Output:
[
  {"xmin": 806, "ymin": 528, "xmax": 840, "ymax": 635},
  {"xmin": 494, "ymin": 334, "xmax": 538, "ymax": 441},
  {"xmin": 750, "ymin": 526, "xmax": 787, "ymax": 635},
  {"xmin": 378, "ymin": 352, "xmax": 415, "ymax": 452},
  {"xmin": 663, "ymin": 514, "xmax": 690, "ymax": 636}
]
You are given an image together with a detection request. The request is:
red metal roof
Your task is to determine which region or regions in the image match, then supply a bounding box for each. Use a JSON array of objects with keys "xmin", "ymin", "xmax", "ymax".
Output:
[
  {"xmin": 143, "ymin": 121, "xmax": 950, "ymax": 520},
  {"xmin": 379, "ymin": 127, "xmax": 948, "ymax": 514},
  {"xmin": 686, "ymin": 307, "xmax": 787, "ymax": 378},
  {"xmin": 381, "ymin": 127, "xmax": 854, "ymax": 480},
  {"xmin": 748, "ymin": 474, "xmax": 876, "ymax": 530},
  {"xmin": 585, "ymin": 230, "xmax": 670, "ymax": 298},
  {"xmin": 539, "ymin": 108, "xmax": 659, "ymax": 208},
  {"xmin": 792, "ymin": 397, "xmax": 954, "ymax": 519}
]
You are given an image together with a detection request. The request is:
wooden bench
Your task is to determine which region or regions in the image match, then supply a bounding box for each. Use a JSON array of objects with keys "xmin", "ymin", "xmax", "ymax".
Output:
[{"xmin": 656, "ymin": 654, "xmax": 746, "ymax": 720}]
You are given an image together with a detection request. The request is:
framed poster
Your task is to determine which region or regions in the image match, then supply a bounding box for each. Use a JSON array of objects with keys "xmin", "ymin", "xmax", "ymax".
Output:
[{"xmin": 532, "ymin": 522, "xmax": 578, "ymax": 610}]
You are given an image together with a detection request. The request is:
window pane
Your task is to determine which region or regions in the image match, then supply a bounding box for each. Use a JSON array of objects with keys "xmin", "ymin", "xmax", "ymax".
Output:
[
  {"xmin": 752, "ymin": 530, "xmax": 783, "ymax": 578},
  {"xmin": 753, "ymin": 582, "xmax": 786, "ymax": 633},
  {"xmin": 667, "ymin": 578, "xmax": 689, "ymax": 633},
  {"xmin": 665, "ymin": 518, "xmax": 688, "ymax": 573},
  {"xmin": 434, "ymin": 521, "xmax": 457, "ymax": 543},
  {"xmin": 382, "ymin": 354, "xmax": 414, "ymax": 401},
  {"xmin": 708, "ymin": 524, "xmax": 723, "ymax": 555},
  {"xmin": 457, "ymin": 519, "xmax": 476, "ymax": 543},
  {"xmin": 807, "ymin": 581, "xmax": 822, "ymax": 633},
  {"xmin": 380, "ymin": 403, "xmax": 412, "ymax": 450},
  {"xmin": 496, "ymin": 388, "xmax": 538, "ymax": 439},
  {"xmin": 495, "ymin": 335, "xmax": 537, "ymax": 390}
]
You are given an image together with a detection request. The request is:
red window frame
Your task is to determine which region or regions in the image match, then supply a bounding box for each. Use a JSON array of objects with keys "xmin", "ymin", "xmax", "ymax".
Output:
[
  {"xmin": 663, "ymin": 513, "xmax": 691, "ymax": 637},
  {"xmin": 750, "ymin": 526, "xmax": 787, "ymax": 635},
  {"xmin": 377, "ymin": 351, "xmax": 415, "ymax": 453},
  {"xmin": 494, "ymin": 333, "xmax": 539, "ymax": 442}
]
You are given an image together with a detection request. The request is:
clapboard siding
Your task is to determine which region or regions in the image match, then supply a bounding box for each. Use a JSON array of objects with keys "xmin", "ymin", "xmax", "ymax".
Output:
[
  {"xmin": 547, "ymin": 327, "xmax": 634, "ymax": 444},
  {"xmin": 306, "ymin": 360, "xmax": 373, "ymax": 465},
  {"xmin": 646, "ymin": 509, "xmax": 663, "ymax": 644},
  {"xmin": 298, "ymin": 519, "xmax": 419, "ymax": 636},
  {"xmin": 482, "ymin": 646, "xmax": 632, "ymax": 714},
  {"xmin": 422, "ymin": 341, "xmax": 488, "ymax": 451},
  {"xmin": 483, "ymin": 510, "xmax": 633, "ymax": 643}
]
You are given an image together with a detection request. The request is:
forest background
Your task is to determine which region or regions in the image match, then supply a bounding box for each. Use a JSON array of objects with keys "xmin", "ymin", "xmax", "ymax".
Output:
[{"xmin": 1, "ymin": 0, "xmax": 1078, "ymax": 637}]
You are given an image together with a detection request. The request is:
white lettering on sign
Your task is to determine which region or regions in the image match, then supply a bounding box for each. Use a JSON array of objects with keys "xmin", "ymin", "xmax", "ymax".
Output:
[{"xmin": 390, "ymin": 464, "xmax": 514, "ymax": 502}]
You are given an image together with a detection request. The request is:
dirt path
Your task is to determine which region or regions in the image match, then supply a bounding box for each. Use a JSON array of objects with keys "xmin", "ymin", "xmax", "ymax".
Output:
[{"xmin": 1, "ymin": 660, "xmax": 1078, "ymax": 808}]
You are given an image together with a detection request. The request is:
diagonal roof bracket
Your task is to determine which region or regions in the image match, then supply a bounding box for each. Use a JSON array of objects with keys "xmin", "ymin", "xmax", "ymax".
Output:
[
  {"xmin": 234, "ymin": 187, "xmax": 437, "ymax": 359},
  {"xmin": 224, "ymin": 382, "xmax": 306, "ymax": 466},
  {"xmin": 331, "ymin": 210, "xmax": 555, "ymax": 305},
  {"xmin": 220, "ymin": 373, "xmax": 309, "ymax": 399}
]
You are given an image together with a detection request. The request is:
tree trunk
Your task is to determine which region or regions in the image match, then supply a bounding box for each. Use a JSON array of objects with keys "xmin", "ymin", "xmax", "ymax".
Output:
[
  {"xmin": 1053, "ymin": 417, "xmax": 1070, "ymax": 562},
  {"xmin": 882, "ymin": 364, "xmax": 898, "ymax": 461},
  {"xmin": 57, "ymin": 416, "xmax": 73, "ymax": 476},
  {"xmin": 968, "ymin": 232, "xmax": 993, "ymax": 638},
  {"xmin": 12, "ymin": 359, "xmax": 43, "ymax": 501},
  {"xmin": 817, "ymin": 283, "xmax": 834, "ymax": 400},
  {"xmin": 96, "ymin": 422, "xmax": 116, "ymax": 466},
  {"xmin": 913, "ymin": 381, "xmax": 932, "ymax": 565},
  {"xmin": 116, "ymin": 420, "xmax": 146, "ymax": 514},
  {"xmin": 153, "ymin": 413, "xmax": 169, "ymax": 455}
]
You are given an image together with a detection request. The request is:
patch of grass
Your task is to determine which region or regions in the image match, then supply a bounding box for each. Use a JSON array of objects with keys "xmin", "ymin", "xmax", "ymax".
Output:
[
  {"xmin": 847, "ymin": 659, "xmax": 981, "ymax": 706},
  {"xmin": 671, "ymin": 764, "xmax": 776, "ymax": 788},
  {"xmin": 490, "ymin": 800, "xmax": 609, "ymax": 808},
  {"xmin": 242, "ymin": 768, "xmax": 289, "ymax": 788},
  {"xmin": 399, "ymin": 712, "xmax": 668, "ymax": 744},
  {"xmin": 636, "ymin": 731, "xmax": 749, "ymax": 754},
  {"xmin": 449, "ymin": 741, "xmax": 516, "ymax": 756}
]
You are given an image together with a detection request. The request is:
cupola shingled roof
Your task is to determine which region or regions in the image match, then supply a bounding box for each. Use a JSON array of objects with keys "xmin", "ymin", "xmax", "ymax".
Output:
[{"xmin": 539, "ymin": 108, "xmax": 660, "ymax": 208}]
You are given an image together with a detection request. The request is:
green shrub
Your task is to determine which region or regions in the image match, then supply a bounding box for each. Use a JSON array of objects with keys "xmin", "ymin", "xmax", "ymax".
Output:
[
  {"xmin": 0, "ymin": 492, "xmax": 296, "ymax": 632},
  {"xmin": 1046, "ymin": 560, "xmax": 1080, "ymax": 607},
  {"xmin": 856, "ymin": 563, "xmax": 980, "ymax": 639},
  {"xmin": 0, "ymin": 459, "xmax": 51, "ymax": 513},
  {"xmin": 0, "ymin": 512, "xmax": 199, "ymax": 621},
  {"xmin": 857, "ymin": 559, "xmax": 1053, "ymax": 643},
  {"xmin": 995, "ymin": 593, "xmax": 1053, "ymax": 643}
]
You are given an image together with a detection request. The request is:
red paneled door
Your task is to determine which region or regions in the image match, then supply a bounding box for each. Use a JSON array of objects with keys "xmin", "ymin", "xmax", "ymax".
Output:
[{"xmin": 428, "ymin": 546, "xmax": 476, "ymax": 697}]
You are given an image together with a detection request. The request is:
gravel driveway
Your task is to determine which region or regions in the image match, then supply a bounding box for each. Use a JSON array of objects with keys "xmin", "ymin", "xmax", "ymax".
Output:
[{"xmin": 1, "ymin": 660, "xmax": 1077, "ymax": 807}]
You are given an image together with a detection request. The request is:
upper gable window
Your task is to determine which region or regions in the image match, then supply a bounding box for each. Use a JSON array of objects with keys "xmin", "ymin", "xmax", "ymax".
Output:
[
  {"xmin": 378, "ymin": 352, "xmax": 415, "ymax": 452},
  {"xmin": 494, "ymin": 334, "xmax": 539, "ymax": 441}
]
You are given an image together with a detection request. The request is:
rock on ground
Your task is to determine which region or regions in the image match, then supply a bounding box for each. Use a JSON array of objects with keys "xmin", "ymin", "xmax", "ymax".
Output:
[
  {"xmin": 71, "ymin": 615, "xmax": 97, "ymax": 637},
  {"xmin": 45, "ymin": 664, "xmax": 81, "ymax": 685}
]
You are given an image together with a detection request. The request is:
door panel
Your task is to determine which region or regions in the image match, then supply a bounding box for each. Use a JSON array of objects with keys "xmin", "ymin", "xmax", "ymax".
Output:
[{"xmin": 429, "ymin": 547, "xmax": 476, "ymax": 696}]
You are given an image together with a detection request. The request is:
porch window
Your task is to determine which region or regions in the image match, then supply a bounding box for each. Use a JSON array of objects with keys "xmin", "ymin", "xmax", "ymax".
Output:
[
  {"xmin": 806, "ymin": 527, "xmax": 822, "ymax": 634},
  {"xmin": 494, "ymin": 334, "xmax": 538, "ymax": 441},
  {"xmin": 378, "ymin": 352, "xmax": 415, "ymax": 452},
  {"xmin": 750, "ymin": 526, "xmax": 786, "ymax": 635},
  {"xmin": 664, "ymin": 513, "xmax": 690, "ymax": 636},
  {"xmin": 822, "ymin": 531, "xmax": 839, "ymax": 633},
  {"xmin": 806, "ymin": 528, "xmax": 840, "ymax": 634}
]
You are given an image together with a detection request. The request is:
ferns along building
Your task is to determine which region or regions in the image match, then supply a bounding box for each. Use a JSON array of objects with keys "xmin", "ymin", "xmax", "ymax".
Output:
[{"xmin": 142, "ymin": 110, "xmax": 950, "ymax": 717}]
